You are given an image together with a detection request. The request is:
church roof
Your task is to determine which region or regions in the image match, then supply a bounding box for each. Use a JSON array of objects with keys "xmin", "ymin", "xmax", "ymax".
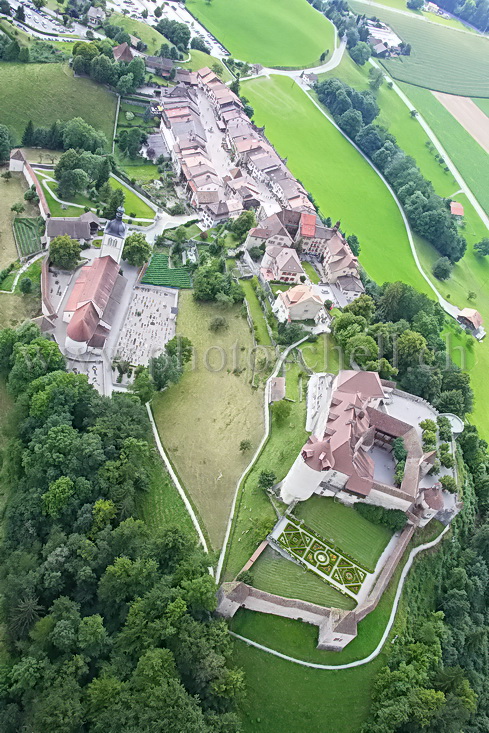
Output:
[{"xmin": 65, "ymin": 255, "xmax": 120, "ymax": 314}]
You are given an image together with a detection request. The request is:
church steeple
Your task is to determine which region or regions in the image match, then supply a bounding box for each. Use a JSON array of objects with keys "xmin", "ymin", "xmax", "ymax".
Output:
[{"xmin": 100, "ymin": 206, "xmax": 127, "ymax": 263}]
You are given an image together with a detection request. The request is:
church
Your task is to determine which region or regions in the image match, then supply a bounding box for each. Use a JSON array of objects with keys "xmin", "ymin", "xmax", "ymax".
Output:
[{"xmin": 64, "ymin": 207, "xmax": 128, "ymax": 356}]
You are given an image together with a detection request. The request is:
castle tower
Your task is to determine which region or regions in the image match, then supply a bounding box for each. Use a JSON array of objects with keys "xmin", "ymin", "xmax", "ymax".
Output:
[{"xmin": 100, "ymin": 206, "xmax": 127, "ymax": 263}]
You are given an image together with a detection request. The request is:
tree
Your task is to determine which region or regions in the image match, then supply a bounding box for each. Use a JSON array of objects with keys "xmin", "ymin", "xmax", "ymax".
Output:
[
  {"xmin": 369, "ymin": 67, "xmax": 384, "ymax": 90},
  {"xmin": 190, "ymin": 36, "xmax": 210, "ymax": 53},
  {"xmin": 165, "ymin": 335, "xmax": 193, "ymax": 365},
  {"xmin": 407, "ymin": 0, "xmax": 424, "ymax": 8},
  {"xmin": 231, "ymin": 210, "xmax": 256, "ymax": 241},
  {"xmin": 19, "ymin": 278, "xmax": 32, "ymax": 294},
  {"xmin": 103, "ymin": 188, "xmax": 125, "ymax": 220},
  {"xmin": 117, "ymin": 73, "xmax": 135, "ymax": 96},
  {"xmin": 346, "ymin": 233, "xmax": 361, "ymax": 256},
  {"xmin": 273, "ymin": 400, "xmax": 292, "ymax": 424},
  {"xmin": 349, "ymin": 41, "xmax": 372, "ymax": 65},
  {"xmin": 474, "ymin": 237, "xmax": 489, "ymax": 257},
  {"xmin": 339, "ymin": 108, "xmax": 363, "ymax": 138},
  {"xmin": 240, "ymin": 439, "xmax": 252, "ymax": 452},
  {"xmin": 0, "ymin": 0, "xmax": 11, "ymax": 14},
  {"xmin": 122, "ymin": 232, "xmax": 151, "ymax": 267},
  {"xmin": 0, "ymin": 124, "xmax": 12, "ymax": 163},
  {"xmin": 258, "ymin": 470, "xmax": 276, "ymax": 490},
  {"xmin": 209, "ymin": 316, "xmax": 228, "ymax": 331},
  {"xmin": 397, "ymin": 329, "xmax": 427, "ymax": 368},
  {"xmin": 440, "ymin": 475, "xmax": 457, "ymax": 493},
  {"xmin": 42, "ymin": 476, "xmax": 75, "ymax": 519},
  {"xmin": 10, "ymin": 202, "xmax": 25, "ymax": 215},
  {"xmin": 149, "ymin": 352, "xmax": 182, "ymax": 391},
  {"xmin": 129, "ymin": 368, "xmax": 155, "ymax": 403},
  {"xmin": 49, "ymin": 235, "xmax": 81, "ymax": 270},
  {"xmin": 432, "ymin": 256, "xmax": 453, "ymax": 280},
  {"xmin": 15, "ymin": 4, "xmax": 25, "ymax": 21},
  {"xmin": 32, "ymin": 0, "xmax": 46, "ymax": 8},
  {"xmin": 1, "ymin": 170, "xmax": 12, "ymax": 182},
  {"xmin": 154, "ymin": 5, "xmax": 162, "ymax": 17},
  {"xmin": 58, "ymin": 168, "xmax": 89, "ymax": 199},
  {"xmin": 3, "ymin": 39, "xmax": 20, "ymax": 62},
  {"xmin": 95, "ymin": 157, "xmax": 111, "ymax": 189}
]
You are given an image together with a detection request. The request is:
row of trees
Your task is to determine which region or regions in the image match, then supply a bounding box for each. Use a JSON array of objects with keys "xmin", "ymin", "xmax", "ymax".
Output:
[
  {"xmin": 316, "ymin": 77, "xmax": 467, "ymax": 262},
  {"xmin": 21, "ymin": 116, "xmax": 107, "ymax": 154},
  {"xmin": 0, "ymin": 323, "xmax": 243, "ymax": 732},
  {"xmin": 331, "ymin": 282, "xmax": 473, "ymax": 417},
  {"xmin": 433, "ymin": 0, "xmax": 489, "ymax": 32}
]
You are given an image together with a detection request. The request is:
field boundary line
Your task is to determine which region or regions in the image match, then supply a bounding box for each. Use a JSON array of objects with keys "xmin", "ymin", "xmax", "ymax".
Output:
[
  {"xmin": 146, "ymin": 402, "xmax": 212, "ymax": 565},
  {"xmin": 230, "ymin": 524, "xmax": 450, "ymax": 669},
  {"xmin": 216, "ymin": 336, "xmax": 309, "ymax": 583}
]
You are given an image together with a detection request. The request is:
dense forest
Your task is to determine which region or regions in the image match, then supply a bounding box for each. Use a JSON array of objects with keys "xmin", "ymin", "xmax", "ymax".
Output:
[
  {"xmin": 0, "ymin": 323, "xmax": 243, "ymax": 732},
  {"xmin": 316, "ymin": 77, "xmax": 467, "ymax": 262},
  {"xmin": 434, "ymin": 0, "xmax": 489, "ymax": 32}
]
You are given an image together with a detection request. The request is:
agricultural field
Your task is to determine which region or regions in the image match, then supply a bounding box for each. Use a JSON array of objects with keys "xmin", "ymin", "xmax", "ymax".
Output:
[
  {"xmin": 294, "ymin": 496, "xmax": 392, "ymax": 572},
  {"xmin": 402, "ymin": 84, "xmax": 489, "ymax": 217},
  {"xmin": 180, "ymin": 49, "xmax": 232, "ymax": 81},
  {"xmin": 242, "ymin": 75, "xmax": 427, "ymax": 292},
  {"xmin": 474, "ymin": 98, "xmax": 489, "ymax": 118},
  {"xmin": 13, "ymin": 218, "xmax": 43, "ymax": 258},
  {"xmin": 249, "ymin": 546, "xmax": 356, "ymax": 609},
  {"xmin": 186, "ymin": 0, "xmax": 335, "ymax": 67},
  {"xmin": 151, "ymin": 291, "xmax": 264, "ymax": 549},
  {"xmin": 348, "ymin": 1, "xmax": 489, "ymax": 96},
  {"xmin": 0, "ymin": 63, "xmax": 117, "ymax": 144},
  {"xmin": 109, "ymin": 12, "xmax": 169, "ymax": 54},
  {"xmin": 141, "ymin": 253, "xmax": 192, "ymax": 288},
  {"xmin": 350, "ymin": 0, "xmax": 476, "ymax": 31},
  {"xmin": 0, "ymin": 173, "xmax": 38, "ymax": 268}
]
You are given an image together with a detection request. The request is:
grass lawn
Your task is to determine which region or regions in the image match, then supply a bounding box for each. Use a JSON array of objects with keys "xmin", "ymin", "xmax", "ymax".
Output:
[
  {"xmin": 294, "ymin": 496, "xmax": 392, "ymax": 572},
  {"xmin": 137, "ymin": 451, "xmax": 196, "ymax": 539},
  {"xmin": 249, "ymin": 546, "xmax": 356, "ymax": 609},
  {"xmin": 243, "ymin": 75, "xmax": 428, "ymax": 294},
  {"xmin": 240, "ymin": 278, "xmax": 272, "ymax": 347},
  {"xmin": 299, "ymin": 332, "xmax": 340, "ymax": 373},
  {"xmin": 108, "ymin": 177, "xmax": 155, "ymax": 219},
  {"xmin": 22, "ymin": 148, "xmax": 63, "ymax": 165},
  {"xmin": 180, "ymin": 49, "xmax": 232, "ymax": 81},
  {"xmin": 152, "ymin": 291, "xmax": 264, "ymax": 550},
  {"xmin": 401, "ymin": 84, "xmax": 489, "ymax": 217},
  {"xmin": 302, "ymin": 260, "xmax": 320, "ymax": 283},
  {"xmin": 0, "ymin": 63, "xmax": 117, "ymax": 144},
  {"xmin": 223, "ymin": 369, "xmax": 308, "ymax": 579},
  {"xmin": 0, "ymin": 173, "xmax": 39, "ymax": 268},
  {"xmin": 0, "ymin": 292, "xmax": 40, "ymax": 329},
  {"xmin": 186, "ymin": 0, "xmax": 335, "ymax": 67},
  {"xmin": 348, "ymin": 1, "xmax": 489, "ymax": 96},
  {"xmin": 233, "ymin": 637, "xmax": 382, "ymax": 733},
  {"xmin": 14, "ymin": 257, "xmax": 42, "ymax": 295},
  {"xmin": 110, "ymin": 12, "xmax": 169, "ymax": 54},
  {"xmin": 120, "ymin": 162, "xmax": 160, "ymax": 182}
]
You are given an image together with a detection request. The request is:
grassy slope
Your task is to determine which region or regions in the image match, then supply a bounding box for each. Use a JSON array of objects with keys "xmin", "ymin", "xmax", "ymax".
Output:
[
  {"xmin": 108, "ymin": 177, "xmax": 154, "ymax": 219},
  {"xmin": 240, "ymin": 278, "xmax": 272, "ymax": 346},
  {"xmin": 243, "ymin": 75, "xmax": 428, "ymax": 293},
  {"xmin": 349, "ymin": 1, "xmax": 489, "ymax": 96},
  {"xmin": 151, "ymin": 291, "xmax": 264, "ymax": 550},
  {"xmin": 294, "ymin": 496, "xmax": 392, "ymax": 572},
  {"xmin": 110, "ymin": 12, "xmax": 168, "ymax": 54},
  {"xmin": 180, "ymin": 49, "xmax": 232, "ymax": 81},
  {"xmin": 251, "ymin": 546, "xmax": 356, "ymax": 609},
  {"xmin": 351, "ymin": 0, "xmax": 475, "ymax": 30},
  {"xmin": 0, "ymin": 63, "xmax": 117, "ymax": 143},
  {"xmin": 186, "ymin": 0, "xmax": 335, "ymax": 67}
]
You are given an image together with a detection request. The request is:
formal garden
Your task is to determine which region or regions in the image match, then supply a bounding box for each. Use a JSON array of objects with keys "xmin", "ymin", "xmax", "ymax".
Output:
[
  {"xmin": 13, "ymin": 216, "xmax": 44, "ymax": 257},
  {"xmin": 277, "ymin": 518, "xmax": 368, "ymax": 597}
]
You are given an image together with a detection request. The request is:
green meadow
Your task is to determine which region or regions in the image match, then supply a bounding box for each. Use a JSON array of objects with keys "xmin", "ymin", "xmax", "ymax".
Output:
[{"xmin": 186, "ymin": 0, "xmax": 335, "ymax": 67}]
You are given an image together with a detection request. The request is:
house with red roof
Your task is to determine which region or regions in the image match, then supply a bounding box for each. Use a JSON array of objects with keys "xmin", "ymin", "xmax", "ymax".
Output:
[
  {"xmin": 273, "ymin": 283, "xmax": 324, "ymax": 322},
  {"xmin": 457, "ymin": 308, "xmax": 486, "ymax": 340}
]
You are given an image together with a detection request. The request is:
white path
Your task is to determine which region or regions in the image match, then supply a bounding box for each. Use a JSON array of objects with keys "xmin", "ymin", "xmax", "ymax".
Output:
[
  {"xmin": 0, "ymin": 251, "xmax": 45, "ymax": 294},
  {"xmin": 146, "ymin": 403, "xmax": 213, "ymax": 566},
  {"xmin": 215, "ymin": 336, "xmax": 309, "ymax": 582},
  {"xmin": 230, "ymin": 524, "xmax": 450, "ymax": 669}
]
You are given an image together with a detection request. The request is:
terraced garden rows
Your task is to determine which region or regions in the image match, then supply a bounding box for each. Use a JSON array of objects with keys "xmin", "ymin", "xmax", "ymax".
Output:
[
  {"xmin": 141, "ymin": 253, "xmax": 192, "ymax": 288},
  {"xmin": 13, "ymin": 217, "xmax": 43, "ymax": 257}
]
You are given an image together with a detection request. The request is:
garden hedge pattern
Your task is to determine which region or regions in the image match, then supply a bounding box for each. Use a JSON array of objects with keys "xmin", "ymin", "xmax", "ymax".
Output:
[
  {"xmin": 141, "ymin": 253, "xmax": 192, "ymax": 288},
  {"xmin": 13, "ymin": 217, "xmax": 43, "ymax": 257}
]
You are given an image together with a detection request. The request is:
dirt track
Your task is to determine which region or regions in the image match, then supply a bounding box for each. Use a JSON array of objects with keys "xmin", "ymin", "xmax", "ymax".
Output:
[{"xmin": 433, "ymin": 91, "xmax": 489, "ymax": 155}]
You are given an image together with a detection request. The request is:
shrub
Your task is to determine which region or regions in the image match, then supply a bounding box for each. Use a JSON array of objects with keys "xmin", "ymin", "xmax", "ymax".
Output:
[
  {"xmin": 209, "ymin": 316, "xmax": 228, "ymax": 332},
  {"xmin": 393, "ymin": 437, "xmax": 407, "ymax": 462},
  {"xmin": 273, "ymin": 400, "xmax": 292, "ymax": 424},
  {"xmin": 437, "ymin": 416, "xmax": 452, "ymax": 442},
  {"xmin": 394, "ymin": 460, "xmax": 406, "ymax": 487},
  {"xmin": 354, "ymin": 503, "xmax": 407, "ymax": 532},
  {"xmin": 420, "ymin": 419, "xmax": 437, "ymax": 432},
  {"xmin": 440, "ymin": 453, "xmax": 455, "ymax": 468},
  {"xmin": 440, "ymin": 475, "xmax": 457, "ymax": 493}
]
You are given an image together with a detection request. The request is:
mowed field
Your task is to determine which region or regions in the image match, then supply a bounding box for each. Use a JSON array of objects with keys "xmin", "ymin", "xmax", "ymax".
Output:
[
  {"xmin": 0, "ymin": 63, "xmax": 117, "ymax": 143},
  {"xmin": 348, "ymin": 1, "xmax": 489, "ymax": 96},
  {"xmin": 433, "ymin": 92, "xmax": 489, "ymax": 156},
  {"xmin": 242, "ymin": 75, "xmax": 428, "ymax": 292},
  {"xmin": 151, "ymin": 291, "xmax": 264, "ymax": 550},
  {"xmin": 186, "ymin": 0, "xmax": 335, "ymax": 67},
  {"xmin": 350, "ymin": 0, "xmax": 476, "ymax": 31}
]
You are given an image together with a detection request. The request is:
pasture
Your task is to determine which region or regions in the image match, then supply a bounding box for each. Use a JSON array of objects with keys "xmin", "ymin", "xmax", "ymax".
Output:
[
  {"xmin": 348, "ymin": 1, "xmax": 489, "ymax": 96},
  {"xmin": 186, "ymin": 0, "xmax": 335, "ymax": 67},
  {"xmin": 242, "ymin": 75, "xmax": 426, "ymax": 292},
  {"xmin": 110, "ymin": 12, "xmax": 168, "ymax": 54},
  {"xmin": 151, "ymin": 291, "xmax": 264, "ymax": 550},
  {"xmin": 0, "ymin": 63, "xmax": 117, "ymax": 144}
]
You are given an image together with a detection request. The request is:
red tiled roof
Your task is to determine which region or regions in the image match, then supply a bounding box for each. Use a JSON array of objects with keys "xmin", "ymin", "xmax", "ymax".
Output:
[
  {"xmin": 65, "ymin": 256, "xmax": 119, "ymax": 314},
  {"xmin": 300, "ymin": 212, "xmax": 317, "ymax": 238},
  {"xmin": 450, "ymin": 201, "xmax": 464, "ymax": 216},
  {"xmin": 66, "ymin": 301, "xmax": 99, "ymax": 343}
]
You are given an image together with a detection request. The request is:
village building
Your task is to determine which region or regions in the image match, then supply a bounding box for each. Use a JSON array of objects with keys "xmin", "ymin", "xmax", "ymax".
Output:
[
  {"xmin": 273, "ymin": 283, "xmax": 324, "ymax": 323},
  {"xmin": 260, "ymin": 245, "xmax": 305, "ymax": 283},
  {"xmin": 457, "ymin": 308, "xmax": 486, "ymax": 340},
  {"xmin": 450, "ymin": 201, "xmax": 465, "ymax": 217},
  {"xmin": 145, "ymin": 56, "xmax": 174, "ymax": 77},
  {"xmin": 46, "ymin": 212, "xmax": 100, "ymax": 247},
  {"xmin": 87, "ymin": 6, "xmax": 105, "ymax": 26},
  {"xmin": 279, "ymin": 370, "xmax": 454, "ymax": 524},
  {"xmin": 113, "ymin": 42, "xmax": 134, "ymax": 63}
]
